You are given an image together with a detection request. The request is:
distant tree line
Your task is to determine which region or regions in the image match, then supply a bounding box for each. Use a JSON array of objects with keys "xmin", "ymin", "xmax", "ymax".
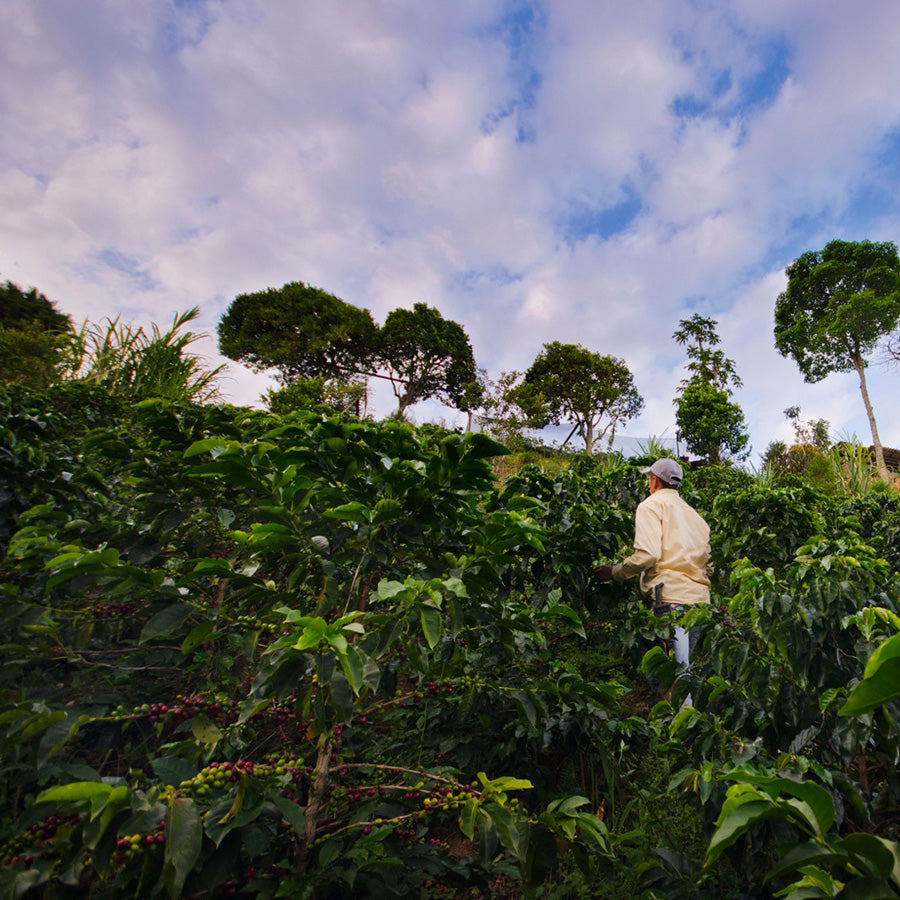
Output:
[{"xmin": 4, "ymin": 234, "xmax": 900, "ymax": 473}]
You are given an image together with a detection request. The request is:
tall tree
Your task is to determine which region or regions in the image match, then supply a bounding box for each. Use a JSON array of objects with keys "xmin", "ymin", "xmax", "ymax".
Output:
[
  {"xmin": 672, "ymin": 314, "xmax": 748, "ymax": 465},
  {"xmin": 774, "ymin": 239, "xmax": 900, "ymax": 483},
  {"xmin": 515, "ymin": 342, "xmax": 643, "ymax": 454},
  {"xmin": 673, "ymin": 313, "xmax": 742, "ymax": 392},
  {"xmin": 377, "ymin": 303, "xmax": 478, "ymax": 418},
  {"xmin": 218, "ymin": 281, "xmax": 378, "ymax": 383}
]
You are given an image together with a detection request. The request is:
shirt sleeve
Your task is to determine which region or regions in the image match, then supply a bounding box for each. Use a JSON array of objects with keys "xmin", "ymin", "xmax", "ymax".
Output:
[{"xmin": 612, "ymin": 499, "xmax": 662, "ymax": 581}]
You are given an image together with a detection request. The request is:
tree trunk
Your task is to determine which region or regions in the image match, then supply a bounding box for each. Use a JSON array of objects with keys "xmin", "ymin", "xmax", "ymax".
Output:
[
  {"xmin": 853, "ymin": 352, "xmax": 891, "ymax": 484},
  {"xmin": 583, "ymin": 421, "xmax": 594, "ymax": 455}
]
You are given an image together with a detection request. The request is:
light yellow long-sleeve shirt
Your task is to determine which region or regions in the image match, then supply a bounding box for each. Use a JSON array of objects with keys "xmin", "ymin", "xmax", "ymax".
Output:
[{"xmin": 611, "ymin": 488, "xmax": 711, "ymax": 605}]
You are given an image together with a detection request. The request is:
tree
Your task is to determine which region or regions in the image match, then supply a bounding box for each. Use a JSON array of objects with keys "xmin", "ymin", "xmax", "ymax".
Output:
[
  {"xmin": 673, "ymin": 313, "xmax": 742, "ymax": 392},
  {"xmin": 0, "ymin": 280, "xmax": 72, "ymax": 388},
  {"xmin": 475, "ymin": 370, "xmax": 531, "ymax": 448},
  {"xmin": 775, "ymin": 239, "xmax": 900, "ymax": 483},
  {"xmin": 264, "ymin": 377, "xmax": 368, "ymax": 417},
  {"xmin": 673, "ymin": 315, "xmax": 748, "ymax": 465},
  {"xmin": 376, "ymin": 303, "xmax": 478, "ymax": 418},
  {"xmin": 515, "ymin": 342, "xmax": 643, "ymax": 454},
  {"xmin": 218, "ymin": 281, "xmax": 378, "ymax": 383},
  {"xmin": 675, "ymin": 380, "xmax": 749, "ymax": 465}
]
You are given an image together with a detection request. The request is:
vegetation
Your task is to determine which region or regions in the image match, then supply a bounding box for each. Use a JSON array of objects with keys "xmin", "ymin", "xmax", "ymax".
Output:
[
  {"xmin": 377, "ymin": 303, "xmax": 479, "ymax": 419},
  {"xmin": 2, "ymin": 267, "xmax": 900, "ymax": 897},
  {"xmin": 775, "ymin": 239, "xmax": 900, "ymax": 484},
  {"xmin": 0, "ymin": 280, "xmax": 72, "ymax": 388},
  {"xmin": 515, "ymin": 342, "xmax": 644, "ymax": 455},
  {"xmin": 673, "ymin": 315, "xmax": 748, "ymax": 465},
  {"xmin": 1, "ymin": 369, "xmax": 899, "ymax": 898},
  {"xmin": 217, "ymin": 282, "xmax": 379, "ymax": 383}
]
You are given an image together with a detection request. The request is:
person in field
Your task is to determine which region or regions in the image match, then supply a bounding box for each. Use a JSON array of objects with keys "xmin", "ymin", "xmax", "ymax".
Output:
[{"xmin": 592, "ymin": 457, "xmax": 711, "ymax": 667}]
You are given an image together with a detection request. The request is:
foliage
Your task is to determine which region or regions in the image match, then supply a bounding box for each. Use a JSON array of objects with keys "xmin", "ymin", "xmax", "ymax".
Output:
[
  {"xmin": 0, "ymin": 280, "xmax": 72, "ymax": 388},
  {"xmin": 0, "ymin": 280, "xmax": 71, "ymax": 333},
  {"xmin": 673, "ymin": 315, "xmax": 748, "ymax": 466},
  {"xmin": 3, "ymin": 381, "xmax": 900, "ymax": 898},
  {"xmin": 708, "ymin": 769, "xmax": 900, "ymax": 898},
  {"xmin": 64, "ymin": 308, "xmax": 224, "ymax": 404},
  {"xmin": 775, "ymin": 239, "xmax": 900, "ymax": 483},
  {"xmin": 264, "ymin": 377, "xmax": 368, "ymax": 417},
  {"xmin": 476, "ymin": 370, "xmax": 533, "ymax": 449},
  {"xmin": 675, "ymin": 381, "xmax": 750, "ymax": 465},
  {"xmin": 377, "ymin": 303, "xmax": 478, "ymax": 417},
  {"xmin": 218, "ymin": 281, "xmax": 378, "ymax": 383},
  {"xmin": 0, "ymin": 387, "xmax": 623, "ymax": 897},
  {"xmin": 516, "ymin": 342, "xmax": 643, "ymax": 455},
  {"xmin": 673, "ymin": 314, "xmax": 743, "ymax": 393}
]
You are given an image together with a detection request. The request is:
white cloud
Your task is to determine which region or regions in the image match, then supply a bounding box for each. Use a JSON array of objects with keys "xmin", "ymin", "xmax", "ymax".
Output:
[{"xmin": 2, "ymin": 0, "xmax": 900, "ymax": 456}]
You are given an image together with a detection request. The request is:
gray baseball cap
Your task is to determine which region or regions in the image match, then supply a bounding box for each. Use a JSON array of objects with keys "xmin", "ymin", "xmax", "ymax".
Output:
[{"xmin": 641, "ymin": 458, "xmax": 683, "ymax": 486}]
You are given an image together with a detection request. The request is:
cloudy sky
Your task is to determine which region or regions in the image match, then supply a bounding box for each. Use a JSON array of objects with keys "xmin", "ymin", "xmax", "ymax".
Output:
[{"xmin": 3, "ymin": 0, "xmax": 900, "ymax": 460}]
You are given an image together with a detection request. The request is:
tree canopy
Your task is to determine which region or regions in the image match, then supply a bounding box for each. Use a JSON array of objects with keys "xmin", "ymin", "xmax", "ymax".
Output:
[
  {"xmin": 0, "ymin": 280, "xmax": 72, "ymax": 388},
  {"xmin": 774, "ymin": 239, "xmax": 900, "ymax": 483},
  {"xmin": 217, "ymin": 281, "xmax": 378, "ymax": 383},
  {"xmin": 377, "ymin": 302, "xmax": 478, "ymax": 417},
  {"xmin": 672, "ymin": 315, "xmax": 748, "ymax": 465},
  {"xmin": 673, "ymin": 313, "xmax": 742, "ymax": 392},
  {"xmin": 675, "ymin": 380, "xmax": 749, "ymax": 465},
  {"xmin": 516, "ymin": 342, "xmax": 643, "ymax": 454}
]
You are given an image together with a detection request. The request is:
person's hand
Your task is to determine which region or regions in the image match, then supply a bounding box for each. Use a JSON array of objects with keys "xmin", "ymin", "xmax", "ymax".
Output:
[{"xmin": 592, "ymin": 564, "xmax": 614, "ymax": 582}]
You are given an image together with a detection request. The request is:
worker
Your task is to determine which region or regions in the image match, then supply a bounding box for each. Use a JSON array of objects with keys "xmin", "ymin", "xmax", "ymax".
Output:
[{"xmin": 592, "ymin": 458, "xmax": 711, "ymax": 667}]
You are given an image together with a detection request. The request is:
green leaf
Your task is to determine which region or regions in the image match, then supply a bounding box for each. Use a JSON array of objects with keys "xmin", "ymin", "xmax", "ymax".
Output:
[
  {"xmin": 707, "ymin": 795, "xmax": 778, "ymax": 864},
  {"xmin": 375, "ymin": 580, "xmax": 408, "ymax": 600},
  {"xmin": 271, "ymin": 795, "xmax": 306, "ymax": 838},
  {"xmin": 837, "ymin": 833, "xmax": 899, "ymax": 882},
  {"xmin": 371, "ymin": 498, "xmax": 403, "ymax": 524},
  {"xmin": 841, "ymin": 658, "xmax": 900, "ymax": 716},
  {"xmin": 237, "ymin": 698, "xmax": 272, "ymax": 725},
  {"xmin": 164, "ymin": 798, "xmax": 202, "ymax": 899},
  {"xmin": 540, "ymin": 603, "xmax": 585, "ymax": 638},
  {"xmin": 338, "ymin": 644, "xmax": 364, "ymax": 696},
  {"xmin": 91, "ymin": 784, "xmax": 128, "ymax": 821},
  {"xmin": 36, "ymin": 781, "xmax": 110, "ymax": 804},
  {"xmin": 191, "ymin": 717, "xmax": 223, "ymax": 745},
  {"xmin": 140, "ymin": 604, "xmax": 194, "ymax": 645},
  {"xmin": 183, "ymin": 438, "xmax": 232, "ymax": 458},
  {"xmin": 181, "ymin": 621, "xmax": 215, "ymax": 654},
  {"xmin": 151, "ymin": 756, "xmax": 198, "ymax": 787},
  {"xmin": 322, "ymin": 501, "xmax": 371, "ymax": 524},
  {"xmin": 459, "ymin": 797, "xmax": 479, "ymax": 840},
  {"xmin": 191, "ymin": 558, "xmax": 233, "ymax": 576},
  {"xmin": 836, "ymin": 876, "xmax": 899, "ymax": 899},
  {"xmin": 725, "ymin": 770, "xmax": 835, "ymax": 838},
  {"xmin": 765, "ymin": 840, "xmax": 846, "ymax": 884},
  {"xmin": 419, "ymin": 605, "xmax": 442, "ymax": 649},
  {"xmin": 295, "ymin": 619, "xmax": 327, "ymax": 650},
  {"xmin": 464, "ymin": 432, "xmax": 510, "ymax": 459},
  {"xmin": 483, "ymin": 801, "xmax": 522, "ymax": 859}
]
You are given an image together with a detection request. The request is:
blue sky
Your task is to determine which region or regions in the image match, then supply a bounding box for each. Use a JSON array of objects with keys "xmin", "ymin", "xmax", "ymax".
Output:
[{"xmin": 2, "ymin": 0, "xmax": 900, "ymax": 460}]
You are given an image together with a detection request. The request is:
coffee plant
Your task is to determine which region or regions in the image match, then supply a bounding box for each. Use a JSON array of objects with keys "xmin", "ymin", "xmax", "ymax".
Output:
[{"xmin": 1, "ymin": 382, "xmax": 899, "ymax": 898}]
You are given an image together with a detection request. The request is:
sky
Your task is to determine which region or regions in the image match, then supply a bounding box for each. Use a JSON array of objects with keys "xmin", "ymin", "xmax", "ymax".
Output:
[{"xmin": 3, "ymin": 0, "xmax": 900, "ymax": 462}]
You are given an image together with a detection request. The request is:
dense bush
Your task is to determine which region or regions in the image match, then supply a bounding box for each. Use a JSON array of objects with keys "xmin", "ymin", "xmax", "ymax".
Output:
[{"xmin": 1, "ymin": 384, "xmax": 899, "ymax": 898}]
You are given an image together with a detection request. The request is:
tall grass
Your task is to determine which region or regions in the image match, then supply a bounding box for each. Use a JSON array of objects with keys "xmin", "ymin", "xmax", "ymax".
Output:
[
  {"xmin": 829, "ymin": 438, "xmax": 876, "ymax": 496},
  {"xmin": 62, "ymin": 308, "xmax": 224, "ymax": 404}
]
